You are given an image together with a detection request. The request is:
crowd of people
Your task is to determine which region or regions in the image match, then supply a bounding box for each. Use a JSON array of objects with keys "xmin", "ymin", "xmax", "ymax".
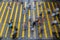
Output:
[{"xmin": 0, "ymin": 1, "xmax": 60, "ymax": 40}]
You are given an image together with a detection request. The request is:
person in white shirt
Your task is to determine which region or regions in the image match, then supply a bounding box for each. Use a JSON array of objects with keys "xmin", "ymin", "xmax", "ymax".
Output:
[
  {"xmin": 51, "ymin": 12, "xmax": 56, "ymax": 19},
  {"xmin": 56, "ymin": 7, "xmax": 59, "ymax": 12},
  {"xmin": 22, "ymin": 8, "xmax": 26, "ymax": 15},
  {"xmin": 51, "ymin": 20, "xmax": 58, "ymax": 26}
]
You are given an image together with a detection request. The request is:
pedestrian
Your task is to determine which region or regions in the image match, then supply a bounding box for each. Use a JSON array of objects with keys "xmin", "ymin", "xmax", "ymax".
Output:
[
  {"xmin": 52, "ymin": 32, "xmax": 59, "ymax": 40},
  {"xmin": 55, "ymin": 7, "xmax": 59, "ymax": 12},
  {"xmin": 30, "ymin": 26, "xmax": 34, "ymax": 32},
  {"xmin": 32, "ymin": 21, "xmax": 36, "ymax": 27},
  {"xmin": 55, "ymin": 12, "xmax": 60, "ymax": 21},
  {"xmin": 7, "ymin": 3, "xmax": 12, "ymax": 9},
  {"xmin": 47, "ymin": 9, "xmax": 50, "ymax": 14},
  {"xmin": 12, "ymin": 27, "xmax": 18, "ymax": 39},
  {"xmin": 38, "ymin": 27, "xmax": 43, "ymax": 35},
  {"xmin": 51, "ymin": 20, "xmax": 58, "ymax": 26},
  {"xmin": 7, "ymin": 19, "xmax": 13, "ymax": 29},
  {"xmin": 51, "ymin": 13, "xmax": 56, "ymax": 17},
  {"xmin": 12, "ymin": 31, "xmax": 17, "ymax": 39},
  {"xmin": 23, "ymin": 22, "xmax": 27, "ymax": 31},
  {"xmin": 39, "ymin": 13, "xmax": 42, "ymax": 17},
  {"xmin": 23, "ymin": 8, "xmax": 26, "ymax": 15}
]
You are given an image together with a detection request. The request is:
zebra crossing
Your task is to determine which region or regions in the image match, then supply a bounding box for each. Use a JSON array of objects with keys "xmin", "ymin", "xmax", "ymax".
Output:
[{"xmin": 0, "ymin": 2, "xmax": 60, "ymax": 40}]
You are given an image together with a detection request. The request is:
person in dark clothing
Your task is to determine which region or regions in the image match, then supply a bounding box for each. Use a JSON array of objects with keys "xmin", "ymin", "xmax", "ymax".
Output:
[
  {"xmin": 38, "ymin": 27, "xmax": 44, "ymax": 35},
  {"xmin": 12, "ymin": 31, "xmax": 17, "ymax": 39},
  {"xmin": 17, "ymin": 0, "xmax": 18, "ymax": 2},
  {"xmin": 53, "ymin": 32, "xmax": 57, "ymax": 40},
  {"xmin": 58, "ymin": 32, "xmax": 60, "ymax": 37},
  {"xmin": 8, "ymin": 22, "xmax": 13, "ymax": 29},
  {"xmin": 12, "ymin": 0, "xmax": 14, "ymax": 1},
  {"xmin": 14, "ymin": 27, "xmax": 18, "ymax": 31},
  {"xmin": 40, "ymin": 28, "xmax": 43, "ymax": 33},
  {"xmin": 33, "ymin": 19, "xmax": 38, "ymax": 27},
  {"xmin": 47, "ymin": 9, "xmax": 50, "ymax": 14},
  {"xmin": 21, "ymin": 2, "xmax": 23, "ymax": 4},
  {"xmin": 56, "ymin": 13, "xmax": 60, "ymax": 21},
  {"xmin": 33, "ymin": 21, "xmax": 36, "ymax": 27},
  {"xmin": 7, "ymin": 19, "xmax": 13, "ymax": 29},
  {"xmin": 39, "ymin": 13, "xmax": 42, "ymax": 17},
  {"xmin": 12, "ymin": 27, "xmax": 18, "ymax": 39},
  {"xmin": 28, "ymin": 5, "xmax": 31, "ymax": 10}
]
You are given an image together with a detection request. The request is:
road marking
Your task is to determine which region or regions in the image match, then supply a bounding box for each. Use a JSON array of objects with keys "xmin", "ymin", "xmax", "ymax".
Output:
[
  {"xmin": 5, "ymin": 2, "xmax": 14, "ymax": 38},
  {"xmin": 42, "ymin": 2, "xmax": 48, "ymax": 38},
  {"xmin": 0, "ymin": 2, "xmax": 8, "ymax": 23},
  {"xmin": 28, "ymin": 9, "xmax": 30, "ymax": 38},
  {"xmin": 0, "ymin": 7, "xmax": 9, "ymax": 37},
  {"xmin": 44, "ymin": 2, "xmax": 53, "ymax": 38},
  {"xmin": 17, "ymin": 4, "xmax": 22, "ymax": 38},
  {"xmin": 22, "ymin": 4, "xmax": 26, "ymax": 38},
  {"xmin": 0, "ymin": 2, "xmax": 4, "ymax": 12},
  {"xmin": 10, "ymin": 3, "xmax": 18, "ymax": 38},
  {"xmin": 22, "ymin": 13, "xmax": 26, "ymax": 38},
  {"xmin": 43, "ymin": 22, "xmax": 48, "ymax": 38},
  {"xmin": 36, "ymin": 2, "xmax": 42, "ymax": 38}
]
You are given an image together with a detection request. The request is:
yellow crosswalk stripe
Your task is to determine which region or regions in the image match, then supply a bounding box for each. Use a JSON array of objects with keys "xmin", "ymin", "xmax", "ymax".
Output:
[
  {"xmin": 44, "ymin": 2, "xmax": 53, "ymax": 37},
  {"xmin": 32, "ymin": 2, "xmax": 36, "ymax": 38},
  {"xmin": 36, "ymin": 2, "xmax": 42, "ymax": 38},
  {"xmin": 9, "ymin": 2, "xmax": 15, "ymax": 22},
  {"xmin": 0, "ymin": 7, "xmax": 9, "ymax": 37},
  {"xmin": 41, "ymin": 5, "xmax": 48, "ymax": 38},
  {"xmin": 17, "ymin": 4, "xmax": 22, "ymax": 38},
  {"xmin": 43, "ymin": 2, "xmax": 48, "ymax": 38},
  {"xmin": 0, "ymin": 2, "xmax": 8, "ymax": 23},
  {"xmin": 0, "ymin": 2, "xmax": 59, "ymax": 38},
  {"xmin": 48, "ymin": 2, "xmax": 54, "ymax": 37},
  {"xmin": 28, "ymin": 9, "xmax": 30, "ymax": 38},
  {"xmin": 0, "ymin": 2, "xmax": 4, "ymax": 12},
  {"xmin": 43, "ymin": 22, "xmax": 48, "ymax": 38},
  {"xmin": 5, "ymin": 26, "xmax": 9, "ymax": 38},
  {"xmin": 51, "ymin": 2, "xmax": 59, "ymax": 38},
  {"xmin": 22, "ymin": 13, "xmax": 26, "ymax": 38},
  {"xmin": 22, "ymin": 2, "xmax": 27, "ymax": 38},
  {"xmin": 10, "ymin": 3, "xmax": 18, "ymax": 38},
  {"xmin": 5, "ymin": 2, "xmax": 13, "ymax": 38}
]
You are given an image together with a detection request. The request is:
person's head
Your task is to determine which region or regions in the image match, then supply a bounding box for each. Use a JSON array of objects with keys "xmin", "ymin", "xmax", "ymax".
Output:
[{"xmin": 21, "ymin": 2, "xmax": 23, "ymax": 4}]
